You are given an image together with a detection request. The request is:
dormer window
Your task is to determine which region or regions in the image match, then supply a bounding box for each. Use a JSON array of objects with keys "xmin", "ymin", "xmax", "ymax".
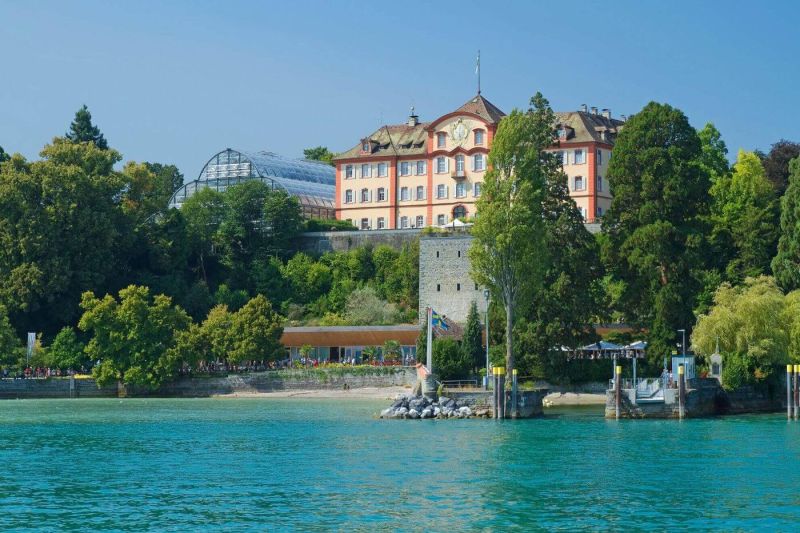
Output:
[
  {"xmin": 362, "ymin": 141, "xmax": 370, "ymax": 153},
  {"xmin": 557, "ymin": 128, "xmax": 566, "ymax": 139}
]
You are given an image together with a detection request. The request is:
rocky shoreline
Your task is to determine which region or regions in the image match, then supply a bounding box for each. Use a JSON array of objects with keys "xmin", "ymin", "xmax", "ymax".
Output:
[{"xmin": 380, "ymin": 394, "xmax": 491, "ymax": 419}]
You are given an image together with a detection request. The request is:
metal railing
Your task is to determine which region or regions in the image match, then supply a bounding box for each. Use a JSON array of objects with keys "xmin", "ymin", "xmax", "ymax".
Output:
[{"xmin": 441, "ymin": 379, "xmax": 479, "ymax": 389}]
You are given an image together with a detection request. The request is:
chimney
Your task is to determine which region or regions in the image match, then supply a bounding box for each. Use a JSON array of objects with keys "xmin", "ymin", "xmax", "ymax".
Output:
[
  {"xmin": 581, "ymin": 104, "xmax": 588, "ymax": 113},
  {"xmin": 590, "ymin": 106, "xmax": 598, "ymax": 115},
  {"xmin": 407, "ymin": 106, "xmax": 419, "ymax": 126},
  {"xmin": 601, "ymin": 108, "xmax": 611, "ymax": 119}
]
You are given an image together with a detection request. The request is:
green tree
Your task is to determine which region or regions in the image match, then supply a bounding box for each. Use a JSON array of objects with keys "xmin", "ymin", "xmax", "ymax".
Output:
[
  {"xmin": 0, "ymin": 139, "xmax": 127, "ymax": 334},
  {"xmin": 772, "ymin": 157, "xmax": 800, "ymax": 290},
  {"xmin": 0, "ymin": 146, "xmax": 9, "ymax": 164},
  {"xmin": 602, "ymin": 101, "xmax": 710, "ymax": 364},
  {"xmin": 65, "ymin": 105, "xmax": 108, "ymax": 149},
  {"xmin": 227, "ymin": 294, "xmax": 283, "ymax": 363},
  {"xmin": 303, "ymin": 146, "xmax": 336, "ymax": 166},
  {"xmin": 469, "ymin": 92, "xmax": 553, "ymax": 377},
  {"xmin": 181, "ymin": 187, "xmax": 225, "ymax": 284},
  {"xmin": 692, "ymin": 276, "xmax": 790, "ymax": 389},
  {"xmin": 45, "ymin": 327, "xmax": 86, "ymax": 371},
  {"xmin": 382, "ymin": 340, "xmax": 402, "ymax": 363},
  {"xmin": 759, "ymin": 139, "xmax": 800, "ymax": 195},
  {"xmin": 461, "ymin": 301, "xmax": 483, "ymax": 371},
  {"xmin": 144, "ymin": 162, "xmax": 184, "ymax": 209},
  {"xmin": 343, "ymin": 286, "xmax": 401, "ymax": 325},
  {"xmin": 79, "ymin": 285, "xmax": 191, "ymax": 389},
  {"xmin": 262, "ymin": 188, "xmax": 303, "ymax": 259},
  {"xmin": 711, "ymin": 150, "xmax": 778, "ymax": 282},
  {"xmin": 432, "ymin": 337, "xmax": 471, "ymax": 381},
  {"xmin": 0, "ymin": 304, "xmax": 20, "ymax": 369}
]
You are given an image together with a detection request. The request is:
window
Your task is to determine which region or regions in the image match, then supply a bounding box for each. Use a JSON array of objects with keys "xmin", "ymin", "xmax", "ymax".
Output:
[
  {"xmin": 416, "ymin": 161, "xmax": 426, "ymax": 175},
  {"xmin": 596, "ymin": 206, "xmax": 603, "ymax": 217},
  {"xmin": 400, "ymin": 216, "xmax": 409, "ymax": 229},
  {"xmin": 436, "ymin": 284, "xmax": 441, "ymax": 292},
  {"xmin": 455, "ymin": 182, "xmax": 466, "ymax": 198},
  {"xmin": 437, "ymin": 132, "xmax": 446, "ymax": 148},
  {"xmin": 457, "ymin": 250, "xmax": 461, "ymax": 258},
  {"xmin": 597, "ymin": 149, "xmax": 603, "ymax": 165},
  {"xmin": 437, "ymin": 184, "xmax": 447, "ymax": 198},
  {"xmin": 400, "ymin": 161, "xmax": 410, "ymax": 176},
  {"xmin": 436, "ymin": 251, "xmax": 440, "ymax": 258},
  {"xmin": 378, "ymin": 162, "xmax": 388, "ymax": 177},
  {"xmin": 377, "ymin": 217, "xmax": 385, "ymax": 229},
  {"xmin": 361, "ymin": 164, "xmax": 370, "ymax": 178},
  {"xmin": 345, "ymin": 165, "xmax": 354, "ymax": 179},
  {"xmin": 360, "ymin": 218, "xmax": 369, "ymax": 230},
  {"xmin": 574, "ymin": 149, "xmax": 586, "ymax": 164},
  {"xmin": 473, "ymin": 183, "xmax": 482, "ymax": 197},
  {"xmin": 561, "ymin": 151, "xmax": 569, "ymax": 165},
  {"xmin": 555, "ymin": 151, "xmax": 565, "ymax": 165},
  {"xmin": 400, "ymin": 187, "xmax": 410, "ymax": 201},
  {"xmin": 557, "ymin": 128, "xmax": 566, "ymax": 139},
  {"xmin": 574, "ymin": 176, "xmax": 584, "ymax": 191},
  {"xmin": 453, "ymin": 205, "xmax": 467, "ymax": 220},
  {"xmin": 377, "ymin": 187, "xmax": 386, "ymax": 202},
  {"xmin": 437, "ymin": 214, "xmax": 446, "ymax": 225},
  {"xmin": 474, "ymin": 129, "xmax": 484, "ymax": 145},
  {"xmin": 415, "ymin": 215, "xmax": 424, "ymax": 228},
  {"xmin": 362, "ymin": 142, "xmax": 370, "ymax": 152},
  {"xmin": 456, "ymin": 283, "xmax": 461, "ymax": 291},
  {"xmin": 345, "ymin": 189, "xmax": 353, "ymax": 203},
  {"xmin": 455, "ymin": 154, "xmax": 465, "ymax": 175},
  {"xmin": 473, "ymin": 154, "xmax": 485, "ymax": 171},
  {"xmin": 436, "ymin": 156, "xmax": 447, "ymax": 174},
  {"xmin": 360, "ymin": 188, "xmax": 370, "ymax": 202},
  {"xmin": 596, "ymin": 175, "xmax": 603, "ymax": 192},
  {"xmin": 475, "ymin": 283, "xmax": 479, "ymax": 290},
  {"xmin": 416, "ymin": 185, "xmax": 425, "ymax": 200}
]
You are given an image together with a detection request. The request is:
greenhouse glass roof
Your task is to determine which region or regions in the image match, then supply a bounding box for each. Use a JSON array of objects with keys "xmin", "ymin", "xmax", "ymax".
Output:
[{"xmin": 169, "ymin": 148, "xmax": 336, "ymax": 213}]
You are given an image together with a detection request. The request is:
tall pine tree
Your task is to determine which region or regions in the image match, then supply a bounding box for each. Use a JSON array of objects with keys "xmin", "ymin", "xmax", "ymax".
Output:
[
  {"xmin": 771, "ymin": 157, "xmax": 800, "ymax": 290},
  {"xmin": 461, "ymin": 301, "xmax": 484, "ymax": 372},
  {"xmin": 66, "ymin": 105, "xmax": 108, "ymax": 149}
]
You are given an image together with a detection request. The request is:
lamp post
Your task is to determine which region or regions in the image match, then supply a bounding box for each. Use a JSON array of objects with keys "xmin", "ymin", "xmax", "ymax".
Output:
[{"xmin": 484, "ymin": 289, "xmax": 490, "ymax": 390}]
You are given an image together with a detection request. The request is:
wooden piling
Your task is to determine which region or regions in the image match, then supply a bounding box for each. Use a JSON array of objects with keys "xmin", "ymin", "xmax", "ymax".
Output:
[
  {"xmin": 794, "ymin": 365, "xmax": 800, "ymax": 420},
  {"xmin": 615, "ymin": 365, "xmax": 621, "ymax": 420},
  {"xmin": 498, "ymin": 367, "xmax": 506, "ymax": 419},
  {"xmin": 678, "ymin": 364, "xmax": 686, "ymax": 420},
  {"xmin": 788, "ymin": 364, "xmax": 794, "ymax": 420},
  {"xmin": 492, "ymin": 367, "xmax": 498, "ymax": 419},
  {"xmin": 512, "ymin": 368, "xmax": 518, "ymax": 419}
]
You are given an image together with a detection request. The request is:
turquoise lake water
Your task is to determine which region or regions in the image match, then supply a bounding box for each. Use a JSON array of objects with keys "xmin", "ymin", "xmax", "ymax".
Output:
[{"xmin": 1, "ymin": 398, "xmax": 799, "ymax": 531}]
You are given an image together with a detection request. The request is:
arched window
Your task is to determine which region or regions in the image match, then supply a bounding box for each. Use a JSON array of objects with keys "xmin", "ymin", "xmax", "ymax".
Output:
[{"xmin": 453, "ymin": 205, "xmax": 467, "ymax": 220}]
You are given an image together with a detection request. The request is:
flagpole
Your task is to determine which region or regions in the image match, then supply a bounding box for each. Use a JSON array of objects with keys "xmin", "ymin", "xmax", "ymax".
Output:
[
  {"xmin": 426, "ymin": 307, "xmax": 433, "ymax": 373},
  {"xmin": 477, "ymin": 50, "xmax": 481, "ymax": 95}
]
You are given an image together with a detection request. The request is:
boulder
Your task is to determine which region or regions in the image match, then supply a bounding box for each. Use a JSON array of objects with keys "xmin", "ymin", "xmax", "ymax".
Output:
[
  {"xmin": 408, "ymin": 409, "xmax": 420, "ymax": 419},
  {"xmin": 395, "ymin": 406, "xmax": 408, "ymax": 418},
  {"xmin": 459, "ymin": 406, "xmax": 472, "ymax": 417},
  {"xmin": 433, "ymin": 406, "xmax": 441, "ymax": 417},
  {"xmin": 421, "ymin": 408, "xmax": 433, "ymax": 419},
  {"xmin": 438, "ymin": 396, "xmax": 450, "ymax": 406}
]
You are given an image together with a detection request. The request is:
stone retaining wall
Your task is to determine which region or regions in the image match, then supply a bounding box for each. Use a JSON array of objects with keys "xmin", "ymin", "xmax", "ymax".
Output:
[{"xmin": 0, "ymin": 367, "xmax": 417, "ymax": 400}]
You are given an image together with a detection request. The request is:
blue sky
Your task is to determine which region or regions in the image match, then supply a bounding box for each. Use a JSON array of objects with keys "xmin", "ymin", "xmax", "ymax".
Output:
[{"xmin": 1, "ymin": 0, "xmax": 798, "ymax": 180}]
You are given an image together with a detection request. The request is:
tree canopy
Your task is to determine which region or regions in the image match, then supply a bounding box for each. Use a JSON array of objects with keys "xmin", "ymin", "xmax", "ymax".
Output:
[
  {"xmin": 303, "ymin": 146, "xmax": 336, "ymax": 166},
  {"xmin": 759, "ymin": 139, "xmax": 800, "ymax": 195},
  {"xmin": 771, "ymin": 157, "xmax": 800, "ymax": 291}
]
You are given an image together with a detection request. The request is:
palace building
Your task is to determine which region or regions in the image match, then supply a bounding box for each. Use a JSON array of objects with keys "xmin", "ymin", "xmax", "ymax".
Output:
[{"xmin": 334, "ymin": 95, "xmax": 624, "ymax": 228}]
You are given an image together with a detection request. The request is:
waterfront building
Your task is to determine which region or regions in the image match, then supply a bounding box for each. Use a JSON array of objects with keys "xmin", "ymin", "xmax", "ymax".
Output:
[
  {"xmin": 169, "ymin": 148, "xmax": 336, "ymax": 219},
  {"xmin": 334, "ymin": 96, "xmax": 624, "ymax": 227},
  {"xmin": 280, "ymin": 325, "xmax": 418, "ymax": 363}
]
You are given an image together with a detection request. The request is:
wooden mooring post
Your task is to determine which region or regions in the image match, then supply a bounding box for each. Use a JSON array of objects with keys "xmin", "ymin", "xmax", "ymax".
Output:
[
  {"xmin": 788, "ymin": 364, "xmax": 794, "ymax": 420},
  {"xmin": 511, "ymin": 368, "xmax": 518, "ymax": 419},
  {"xmin": 498, "ymin": 368, "xmax": 506, "ymax": 419},
  {"xmin": 614, "ymin": 365, "xmax": 621, "ymax": 420},
  {"xmin": 794, "ymin": 365, "xmax": 800, "ymax": 420},
  {"xmin": 678, "ymin": 364, "xmax": 686, "ymax": 420}
]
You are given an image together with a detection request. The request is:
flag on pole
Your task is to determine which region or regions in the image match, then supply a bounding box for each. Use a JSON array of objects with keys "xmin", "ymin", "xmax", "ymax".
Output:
[{"xmin": 431, "ymin": 309, "xmax": 449, "ymax": 330}]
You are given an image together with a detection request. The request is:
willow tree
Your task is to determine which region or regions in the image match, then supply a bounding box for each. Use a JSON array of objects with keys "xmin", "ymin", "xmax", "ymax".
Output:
[{"xmin": 469, "ymin": 93, "xmax": 555, "ymax": 378}]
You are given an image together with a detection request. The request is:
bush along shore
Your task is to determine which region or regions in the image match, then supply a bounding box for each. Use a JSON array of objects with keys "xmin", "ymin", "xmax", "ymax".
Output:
[{"xmin": 380, "ymin": 394, "xmax": 491, "ymax": 419}]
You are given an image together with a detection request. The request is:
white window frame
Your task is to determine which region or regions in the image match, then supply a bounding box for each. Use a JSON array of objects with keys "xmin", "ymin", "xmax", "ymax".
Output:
[
  {"xmin": 437, "ymin": 184, "xmax": 446, "ymax": 199},
  {"xmin": 415, "ymin": 215, "xmax": 424, "ymax": 228},
  {"xmin": 574, "ymin": 176, "xmax": 584, "ymax": 191},
  {"xmin": 574, "ymin": 149, "xmax": 586, "ymax": 165},
  {"xmin": 416, "ymin": 160, "xmax": 426, "ymax": 175},
  {"xmin": 437, "ymin": 214, "xmax": 446, "ymax": 225},
  {"xmin": 473, "ymin": 154, "xmax": 485, "ymax": 172},
  {"xmin": 400, "ymin": 161, "xmax": 410, "ymax": 176},
  {"xmin": 377, "ymin": 187, "xmax": 386, "ymax": 202},
  {"xmin": 455, "ymin": 182, "xmax": 466, "ymax": 198},
  {"xmin": 436, "ymin": 156, "xmax": 447, "ymax": 174},
  {"xmin": 473, "ymin": 183, "xmax": 482, "ymax": 197},
  {"xmin": 400, "ymin": 216, "xmax": 409, "ymax": 229},
  {"xmin": 474, "ymin": 130, "xmax": 484, "ymax": 145},
  {"xmin": 416, "ymin": 185, "xmax": 425, "ymax": 200},
  {"xmin": 360, "ymin": 218, "xmax": 369, "ymax": 230},
  {"xmin": 345, "ymin": 165, "xmax": 354, "ymax": 179},
  {"xmin": 455, "ymin": 154, "xmax": 465, "ymax": 173},
  {"xmin": 361, "ymin": 164, "xmax": 371, "ymax": 178},
  {"xmin": 345, "ymin": 189, "xmax": 353, "ymax": 203},
  {"xmin": 360, "ymin": 188, "xmax": 370, "ymax": 203},
  {"xmin": 378, "ymin": 162, "xmax": 388, "ymax": 177},
  {"xmin": 437, "ymin": 132, "xmax": 446, "ymax": 148},
  {"xmin": 377, "ymin": 217, "xmax": 385, "ymax": 229},
  {"xmin": 400, "ymin": 187, "xmax": 410, "ymax": 201}
]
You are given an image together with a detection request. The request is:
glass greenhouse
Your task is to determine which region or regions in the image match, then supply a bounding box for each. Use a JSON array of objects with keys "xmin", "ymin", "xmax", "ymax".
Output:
[{"xmin": 169, "ymin": 148, "xmax": 336, "ymax": 219}]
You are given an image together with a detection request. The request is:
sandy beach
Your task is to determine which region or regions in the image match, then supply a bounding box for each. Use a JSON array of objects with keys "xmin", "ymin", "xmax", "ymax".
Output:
[{"xmin": 543, "ymin": 392, "xmax": 606, "ymax": 406}]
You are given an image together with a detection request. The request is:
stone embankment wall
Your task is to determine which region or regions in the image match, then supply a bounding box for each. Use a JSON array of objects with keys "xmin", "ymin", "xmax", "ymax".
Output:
[
  {"xmin": 605, "ymin": 378, "xmax": 782, "ymax": 418},
  {"xmin": 297, "ymin": 229, "xmax": 421, "ymax": 254},
  {"xmin": 0, "ymin": 368, "xmax": 417, "ymax": 400}
]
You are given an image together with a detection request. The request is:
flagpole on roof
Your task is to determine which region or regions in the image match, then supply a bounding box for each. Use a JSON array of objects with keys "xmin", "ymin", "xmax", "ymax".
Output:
[{"xmin": 476, "ymin": 50, "xmax": 481, "ymax": 95}]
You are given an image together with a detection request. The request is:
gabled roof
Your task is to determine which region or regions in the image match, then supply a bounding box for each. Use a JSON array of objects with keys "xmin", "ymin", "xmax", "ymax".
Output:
[
  {"xmin": 555, "ymin": 111, "xmax": 625, "ymax": 145},
  {"xmin": 334, "ymin": 123, "xmax": 429, "ymax": 161},
  {"xmin": 453, "ymin": 94, "xmax": 506, "ymax": 124}
]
